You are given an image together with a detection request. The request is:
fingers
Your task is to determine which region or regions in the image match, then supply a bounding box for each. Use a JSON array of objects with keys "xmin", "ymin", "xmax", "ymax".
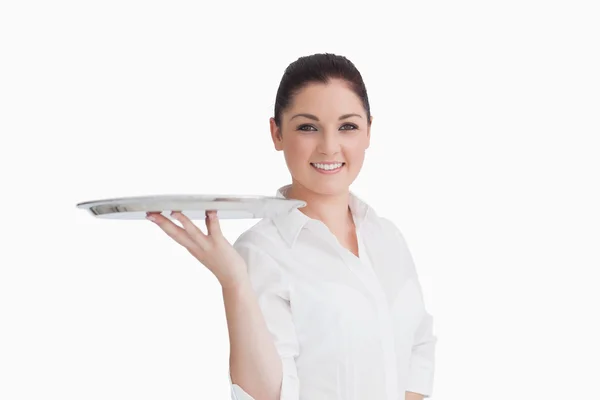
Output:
[
  {"xmin": 146, "ymin": 212, "xmax": 197, "ymax": 250},
  {"xmin": 205, "ymin": 210, "xmax": 222, "ymax": 236},
  {"xmin": 170, "ymin": 211, "xmax": 208, "ymax": 245}
]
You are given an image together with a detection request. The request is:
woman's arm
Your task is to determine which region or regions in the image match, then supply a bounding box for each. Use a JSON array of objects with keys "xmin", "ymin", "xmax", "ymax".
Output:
[
  {"xmin": 406, "ymin": 391, "xmax": 425, "ymax": 400},
  {"xmin": 227, "ymin": 238, "xmax": 301, "ymax": 400},
  {"xmin": 147, "ymin": 211, "xmax": 293, "ymax": 399},
  {"xmin": 224, "ymin": 277, "xmax": 283, "ymax": 400}
]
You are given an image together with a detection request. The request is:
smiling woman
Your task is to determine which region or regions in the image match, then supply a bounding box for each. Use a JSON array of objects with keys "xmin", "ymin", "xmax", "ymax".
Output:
[
  {"xmin": 270, "ymin": 72, "xmax": 372, "ymax": 199},
  {"xmin": 148, "ymin": 53, "xmax": 436, "ymax": 400}
]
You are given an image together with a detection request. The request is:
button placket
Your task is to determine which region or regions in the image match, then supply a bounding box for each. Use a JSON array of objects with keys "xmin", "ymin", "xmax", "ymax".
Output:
[
  {"xmin": 359, "ymin": 225, "xmax": 400, "ymax": 400},
  {"xmin": 311, "ymin": 219, "xmax": 400, "ymax": 399}
]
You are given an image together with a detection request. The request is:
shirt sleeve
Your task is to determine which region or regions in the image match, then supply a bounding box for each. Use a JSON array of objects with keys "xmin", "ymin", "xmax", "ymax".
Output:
[
  {"xmin": 228, "ymin": 234, "xmax": 300, "ymax": 400},
  {"xmin": 382, "ymin": 218, "xmax": 437, "ymax": 397},
  {"xmin": 406, "ymin": 307, "xmax": 436, "ymax": 397}
]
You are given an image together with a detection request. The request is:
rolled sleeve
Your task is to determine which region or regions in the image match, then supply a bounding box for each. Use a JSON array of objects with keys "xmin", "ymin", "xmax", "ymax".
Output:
[
  {"xmin": 406, "ymin": 308, "xmax": 437, "ymax": 397},
  {"xmin": 228, "ymin": 235, "xmax": 300, "ymax": 400}
]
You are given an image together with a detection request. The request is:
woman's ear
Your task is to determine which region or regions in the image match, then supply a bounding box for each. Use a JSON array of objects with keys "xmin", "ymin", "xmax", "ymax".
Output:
[
  {"xmin": 366, "ymin": 115, "xmax": 373, "ymax": 149},
  {"xmin": 269, "ymin": 117, "xmax": 283, "ymax": 151}
]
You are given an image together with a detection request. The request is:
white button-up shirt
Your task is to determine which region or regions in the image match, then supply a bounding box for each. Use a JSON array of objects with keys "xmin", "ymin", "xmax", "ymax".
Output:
[{"xmin": 230, "ymin": 185, "xmax": 436, "ymax": 399}]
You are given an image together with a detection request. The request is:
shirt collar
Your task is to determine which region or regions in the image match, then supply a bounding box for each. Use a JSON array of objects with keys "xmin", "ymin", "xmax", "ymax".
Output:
[{"xmin": 272, "ymin": 184, "xmax": 373, "ymax": 247}]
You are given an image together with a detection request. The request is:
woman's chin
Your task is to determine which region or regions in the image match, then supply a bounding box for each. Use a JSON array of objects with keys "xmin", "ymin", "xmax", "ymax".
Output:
[{"xmin": 307, "ymin": 181, "xmax": 351, "ymax": 197}]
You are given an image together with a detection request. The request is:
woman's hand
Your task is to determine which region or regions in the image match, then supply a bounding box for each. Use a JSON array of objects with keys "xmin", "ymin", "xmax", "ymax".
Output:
[{"xmin": 146, "ymin": 210, "xmax": 248, "ymax": 289}]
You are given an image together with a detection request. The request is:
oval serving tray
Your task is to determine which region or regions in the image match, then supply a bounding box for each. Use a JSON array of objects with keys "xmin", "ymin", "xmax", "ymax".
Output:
[{"xmin": 76, "ymin": 194, "xmax": 306, "ymax": 220}]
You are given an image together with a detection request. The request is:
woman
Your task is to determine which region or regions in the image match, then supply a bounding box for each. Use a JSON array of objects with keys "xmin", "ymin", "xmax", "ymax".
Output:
[{"xmin": 146, "ymin": 53, "xmax": 437, "ymax": 400}]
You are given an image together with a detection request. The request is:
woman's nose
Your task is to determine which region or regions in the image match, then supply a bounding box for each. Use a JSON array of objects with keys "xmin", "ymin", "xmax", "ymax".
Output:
[{"xmin": 317, "ymin": 130, "xmax": 341, "ymax": 155}]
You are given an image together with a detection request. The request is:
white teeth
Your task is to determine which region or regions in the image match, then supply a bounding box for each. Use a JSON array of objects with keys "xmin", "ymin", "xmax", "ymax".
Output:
[{"xmin": 312, "ymin": 162, "xmax": 343, "ymax": 171}]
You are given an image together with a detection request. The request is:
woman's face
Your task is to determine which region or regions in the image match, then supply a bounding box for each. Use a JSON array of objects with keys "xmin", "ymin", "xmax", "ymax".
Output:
[{"xmin": 270, "ymin": 79, "xmax": 371, "ymax": 197}]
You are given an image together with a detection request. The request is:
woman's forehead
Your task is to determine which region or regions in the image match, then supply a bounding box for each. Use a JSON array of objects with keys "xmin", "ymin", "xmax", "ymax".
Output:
[{"xmin": 285, "ymin": 82, "xmax": 365, "ymax": 116}]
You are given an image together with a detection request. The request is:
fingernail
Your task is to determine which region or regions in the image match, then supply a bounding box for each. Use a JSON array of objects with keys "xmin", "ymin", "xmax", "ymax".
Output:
[{"xmin": 146, "ymin": 215, "xmax": 156, "ymax": 222}]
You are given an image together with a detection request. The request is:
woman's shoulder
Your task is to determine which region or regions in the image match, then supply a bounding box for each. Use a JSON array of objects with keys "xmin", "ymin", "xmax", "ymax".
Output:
[
  {"xmin": 368, "ymin": 211, "xmax": 410, "ymax": 246},
  {"xmin": 232, "ymin": 218, "xmax": 292, "ymax": 285},
  {"xmin": 233, "ymin": 217, "xmax": 285, "ymax": 253}
]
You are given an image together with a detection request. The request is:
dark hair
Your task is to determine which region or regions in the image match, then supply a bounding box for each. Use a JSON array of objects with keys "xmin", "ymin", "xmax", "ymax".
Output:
[{"xmin": 273, "ymin": 53, "xmax": 371, "ymax": 127}]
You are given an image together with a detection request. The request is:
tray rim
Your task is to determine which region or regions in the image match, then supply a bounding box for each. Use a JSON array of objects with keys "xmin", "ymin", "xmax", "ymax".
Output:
[{"xmin": 76, "ymin": 194, "xmax": 306, "ymax": 209}]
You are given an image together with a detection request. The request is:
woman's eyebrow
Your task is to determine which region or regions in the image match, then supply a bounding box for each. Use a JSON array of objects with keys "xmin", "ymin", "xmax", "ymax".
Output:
[{"xmin": 290, "ymin": 113, "xmax": 363, "ymax": 121}]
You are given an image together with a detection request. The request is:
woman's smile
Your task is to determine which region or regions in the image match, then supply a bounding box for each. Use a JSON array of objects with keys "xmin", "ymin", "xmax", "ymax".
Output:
[{"xmin": 310, "ymin": 161, "xmax": 345, "ymax": 174}]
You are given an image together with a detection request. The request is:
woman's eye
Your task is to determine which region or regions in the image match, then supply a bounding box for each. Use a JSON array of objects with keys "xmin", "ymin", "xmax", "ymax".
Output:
[
  {"xmin": 297, "ymin": 124, "xmax": 357, "ymax": 131},
  {"xmin": 298, "ymin": 124, "xmax": 317, "ymax": 131}
]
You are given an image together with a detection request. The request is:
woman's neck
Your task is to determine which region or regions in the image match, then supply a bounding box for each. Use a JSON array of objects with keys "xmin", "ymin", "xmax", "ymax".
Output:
[{"xmin": 285, "ymin": 181, "xmax": 355, "ymax": 235}]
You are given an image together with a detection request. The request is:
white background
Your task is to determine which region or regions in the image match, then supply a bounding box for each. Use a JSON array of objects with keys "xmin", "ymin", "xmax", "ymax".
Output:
[{"xmin": 1, "ymin": 1, "xmax": 599, "ymax": 399}]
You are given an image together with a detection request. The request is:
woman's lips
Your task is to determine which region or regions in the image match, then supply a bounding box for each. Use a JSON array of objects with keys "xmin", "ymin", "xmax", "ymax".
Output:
[{"xmin": 310, "ymin": 162, "xmax": 345, "ymax": 174}]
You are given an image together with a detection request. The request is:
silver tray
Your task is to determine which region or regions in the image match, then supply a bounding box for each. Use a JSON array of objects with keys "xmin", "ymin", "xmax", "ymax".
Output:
[{"xmin": 76, "ymin": 194, "xmax": 306, "ymax": 220}]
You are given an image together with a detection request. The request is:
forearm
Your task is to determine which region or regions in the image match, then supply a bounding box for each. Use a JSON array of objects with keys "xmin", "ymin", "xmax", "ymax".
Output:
[
  {"xmin": 223, "ymin": 277, "xmax": 282, "ymax": 400},
  {"xmin": 405, "ymin": 391, "xmax": 425, "ymax": 400}
]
